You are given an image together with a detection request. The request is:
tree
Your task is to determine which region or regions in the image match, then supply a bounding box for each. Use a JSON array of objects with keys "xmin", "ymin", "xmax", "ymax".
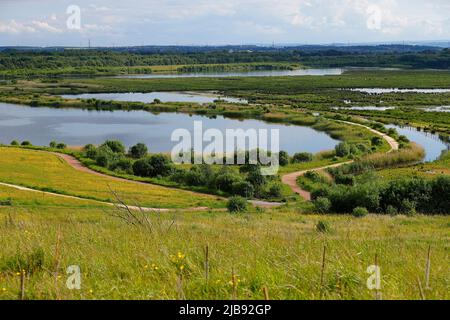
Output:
[
  {"xmin": 129, "ymin": 143, "xmax": 148, "ymax": 159},
  {"xmin": 10, "ymin": 140, "xmax": 19, "ymax": 146},
  {"xmin": 56, "ymin": 143, "xmax": 67, "ymax": 149},
  {"xmin": 278, "ymin": 151, "xmax": 290, "ymax": 166},
  {"xmin": 147, "ymin": 154, "xmax": 173, "ymax": 177},
  {"xmin": 101, "ymin": 140, "xmax": 126, "ymax": 154},
  {"xmin": 232, "ymin": 181, "xmax": 255, "ymax": 198},
  {"xmin": 49, "ymin": 141, "xmax": 57, "ymax": 148},
  {"xmin": 292, "ymin": 152, "xmax": 313, "ymax": 163},
  {"xmin": 21, "ymin": 141, "xmax": 32, "ymax": 146},
  {"xmin": 133, "ymin": 158, "xmax": 154, "ymax": 177}
]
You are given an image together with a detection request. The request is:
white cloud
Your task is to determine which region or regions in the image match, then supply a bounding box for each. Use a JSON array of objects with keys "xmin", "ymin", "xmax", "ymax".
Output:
[{"xmin": 0, "ymin": 19, "xmax": 62, "ymax": 34}]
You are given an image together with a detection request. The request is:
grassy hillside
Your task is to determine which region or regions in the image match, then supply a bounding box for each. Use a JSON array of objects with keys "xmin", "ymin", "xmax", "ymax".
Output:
[
  {"xmin": 0, "ymin": 147, "xmax": 224, "ymax": 209},
  {"xmin": 0, "ymin": 184, "xmax": 448, "ymax": 300}
]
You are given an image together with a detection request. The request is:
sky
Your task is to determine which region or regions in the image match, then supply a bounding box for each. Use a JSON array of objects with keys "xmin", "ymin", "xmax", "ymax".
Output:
[{"xmin": 0, "ymin": 0, "xmax": 449, "ymax": 47}]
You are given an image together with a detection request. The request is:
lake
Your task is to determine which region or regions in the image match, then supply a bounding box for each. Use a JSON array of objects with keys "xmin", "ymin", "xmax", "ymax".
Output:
[
  {"xmin": 61, "ymin": 92, "xmax": 248, "ymax": 104},
  {"xmin": 386, "ymin": 124, "xmax": 450, "ymax": 162},
  {"xmin": 115, "ymin": 68, "xmax": 343, "ymax": 79},
  {"xmin": 0, "ymin": 102, "xmax": 339, "ymax": 154}
]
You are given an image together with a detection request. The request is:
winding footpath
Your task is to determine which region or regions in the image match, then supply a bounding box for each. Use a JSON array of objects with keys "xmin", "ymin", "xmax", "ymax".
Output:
[
  {"xmin": 0, "ymin": 152, "xmax": 279, "ymax": 211},
  {"xmin": 281, "ymin": 120, "xmax": 399, "ymax": 201},
  {"xmin": 0, "ymin": 120, "xmax": 398, "ymax": 209}
]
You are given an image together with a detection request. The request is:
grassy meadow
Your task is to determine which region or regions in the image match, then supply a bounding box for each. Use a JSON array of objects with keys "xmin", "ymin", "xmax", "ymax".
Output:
[
  {"xmin": 0, "ymin": 184, "xmax": 448, "ymax": 300},
  {"xmin": 0, "ymin": 147, "xmax": 224, "ymax": 209}
]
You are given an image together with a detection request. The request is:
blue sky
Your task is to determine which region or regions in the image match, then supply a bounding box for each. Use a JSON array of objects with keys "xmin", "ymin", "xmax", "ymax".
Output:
[{"xmin": 0, "ymin": 0, "xmax": 449, "ymax": 46}]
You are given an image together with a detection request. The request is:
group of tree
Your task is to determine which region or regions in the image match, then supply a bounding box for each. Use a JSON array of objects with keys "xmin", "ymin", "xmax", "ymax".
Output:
[
  {"xmin": 83, "ymin": 141, "xmax": 285, "ymax": 200},
  {"xmin": 313, "ymin": 176, "xmax": 450, "ymax": 215}
]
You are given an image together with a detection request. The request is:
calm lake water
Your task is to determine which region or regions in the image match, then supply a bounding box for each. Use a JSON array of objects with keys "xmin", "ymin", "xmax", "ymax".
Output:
[
  {"xmin": 386, "ymin": 124, "xmax": 450, "ymax": 162},
  {"xmin": 115, "ymin": 68, "xmax": 343, "ymax": 79},
  {"xmin": 61, "ymin": 92, "xmax": 248, "ymax": 104},
  {"xmin": 0, "ymin": 102, "xmax": 339, "ymax": 154}
]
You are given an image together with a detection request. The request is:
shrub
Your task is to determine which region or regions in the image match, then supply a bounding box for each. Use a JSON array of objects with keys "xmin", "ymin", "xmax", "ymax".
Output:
[
  {"xmin": 232, "ymin": 181, "xmax": 255, "ymax": 198},
  {"xmin": 334, "ymin": 173, "xmax": 355, "ymax": 186},
  {"xmin": 49, "ymin": 141, "xmax": 57, "ymax": 148},
  {"xmin": 133, "ymin": 158, "xmax": 154, "ymax": 177},
  {"xmin": 304, "ymin": 171, "xmax": 324, "ymax": 183},
  {"xmin": 10, "ymin": 140, "xmax": 19, "ymax": 146},
  {"xmin": 111, "ymin": 158, "xmax": 133, "ymax": 174},
  {"xmin": 371, "ymin": 136, "xmax": 384, "ymax": 146},
  {"xmin": 335, "ymin": 142, "xmax": 351, "ymax": 157},
  {"xmin": 129, "ymin": 143, "xmax": 148, "ymax": 159},
  {"xmin": 227, "ymin": 196, "xmax": 248, "ymax": 213},
  {"xmin": 267, "ymin": 183, "xmax": 282, "ymax": 198},
  {"xmin": 400, "ymin": 199, "xmax": 416, "ymax": 216},
  {"xmin": 386, "ymin": 205, "xmax": 398, "ymax": 216},
  {"xmin": 278, "ymin": 151, "xmax": 290, "ymax": 166},
  {"xmin": 132, "ymin": 155, "xmax": 173, "ymax": 177},
  {"xmin": 316, "ymin": 220, "xmax": 331, "ymax": 233},
  {"xmin": 430, "ymin": 176, "xmax": 450, "ymax": 214},
  {"xmin": 84, "ymin": 144, "xmax": 97, "ymax": 159},
  {"xmin": 352, "ymin": 207, "xmax": 368, "ymax": 218},
  {"xmin": 95, "ymin": 145, "xmax": 116, "ymax": 168},
  {"xmin": 215, "ymin": 173, "xmax": 242, "ymax": 193},
  {"xmin": 56, "ymin": 143, "xmax": 66, "ymax": 149},
  {"xmin": 147, "ymin": 154, "xmax": 173, "ymax": 177},
  {"xmin": 21, "ymin": 141, "xmax": 32, "ymax": 146},
  {"xmin": 0, "ymin": 198, "xmax": 13, "ymax": 206},
  {"xmin": 314, "ymin": 197, "xmax": 331, "ymax": 214},
  {"xmin": 292, "ymin": 152, "xmax": 313, "ymax": 163},
  {"xmin": 101, "ymin": 140, "xmax": 126, "ymax": 154}
]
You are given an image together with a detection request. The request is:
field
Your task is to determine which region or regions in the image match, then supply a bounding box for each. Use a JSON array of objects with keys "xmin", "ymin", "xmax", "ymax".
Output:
[
  {"xmin": 0, "ymin": 185, "xmax": 448, "ymax": 300},
  {"xmin": 0, "ymin": 55, "xmax": 449, "ymax": 301},
  {"xmin": 0, "ymin": 147, "xmax": 224, "ymax": 209}
]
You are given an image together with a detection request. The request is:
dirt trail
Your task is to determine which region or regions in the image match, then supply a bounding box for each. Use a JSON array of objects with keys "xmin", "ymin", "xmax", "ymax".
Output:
[
  {"xmin": 281, "ymin": 121, "xmax": 399, "ymax": 201},
  {"xmin": 1, "ymin": 152, "xmax": 281, "ymax": 211}
]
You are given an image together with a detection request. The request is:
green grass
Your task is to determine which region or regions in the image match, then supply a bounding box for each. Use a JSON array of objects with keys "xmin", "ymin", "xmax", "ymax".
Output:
[
  {"xmin": 0, "ymin": 147, "xmax": 224, "ymax": 209},
  {"xmin": 0, "ymin": 191, "xmax": 448, "ymax": 300}
]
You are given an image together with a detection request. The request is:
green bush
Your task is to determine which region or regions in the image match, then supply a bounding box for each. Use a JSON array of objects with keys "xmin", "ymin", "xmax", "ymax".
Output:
[
  {"xmin": 215, "ymin": 173, "xmax": 242, "ymax": 193},
  {"xmin": 101, "ymin": 140, "xmax": 126, "ymax": 154},
  {"xmin": 21, "ymin": 141, "xmax": 32, "ymax": 146},
  {"xmin": 49, "ymin": 141, "xmax": 57, "ymax": 148},
  {"xmin": 266, "ymin": 183, "xmax": 282, "ymax": 198},
  {"xmin": 0, "ymin": 198, "xmax": 13, "ymax": 206},
  {"xmin": 314, "ymin": 197, "xmax": 331, "ymax": 214},
  {"xmin": 129, "ymin": 143, "xmax": 148, "ymax": 159},
  {"xmin": 56, "ymin": 143, "xmax": 67, "ymax": 149},
  {"xmin": 335, "ymin": 142, "xmax": 351, "ymax": 157},
  {"xmin": 352, "ymin": 207, "xmax": 369, "ymax": 218},
  {"xmin": 278, "ymin": 151, "xmax": 290, "ymax": 166},
  {"xmin": 292, "ymin": 152, "xmax": 313, "ymax": 163},
  {"xmin": 232, "ymin": 181, "xmax": 255, "ymax": 198},
  {"xmin": 371, "ymin": 136, "xmax": 384, "ymax": 146},
  {"xmin": 133, "ymin": 158, "xmax": 154, "ymax": 177},
  {"xmin": 227, "ymin": 196, "xmax": 248, "ymax": 213},
  {"xmin": 386, "ymin": 205, "xmax": 398, "ymax": 216},
  {"xmin": 10, "ymin": 140, "xmax": 19, "ymax": 146}
]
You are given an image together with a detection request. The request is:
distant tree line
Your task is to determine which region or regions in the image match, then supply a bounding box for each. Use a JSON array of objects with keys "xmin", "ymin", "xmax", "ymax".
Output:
[{"xmin": 0, "ymin": 48, "xmax": 449, "ymax": 71}]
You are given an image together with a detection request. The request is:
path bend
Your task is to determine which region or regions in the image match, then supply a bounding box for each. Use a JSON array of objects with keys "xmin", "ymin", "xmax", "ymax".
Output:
[{"xmin": 281, "ymin": 120, "xmax": 399, "ymax": 201}]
